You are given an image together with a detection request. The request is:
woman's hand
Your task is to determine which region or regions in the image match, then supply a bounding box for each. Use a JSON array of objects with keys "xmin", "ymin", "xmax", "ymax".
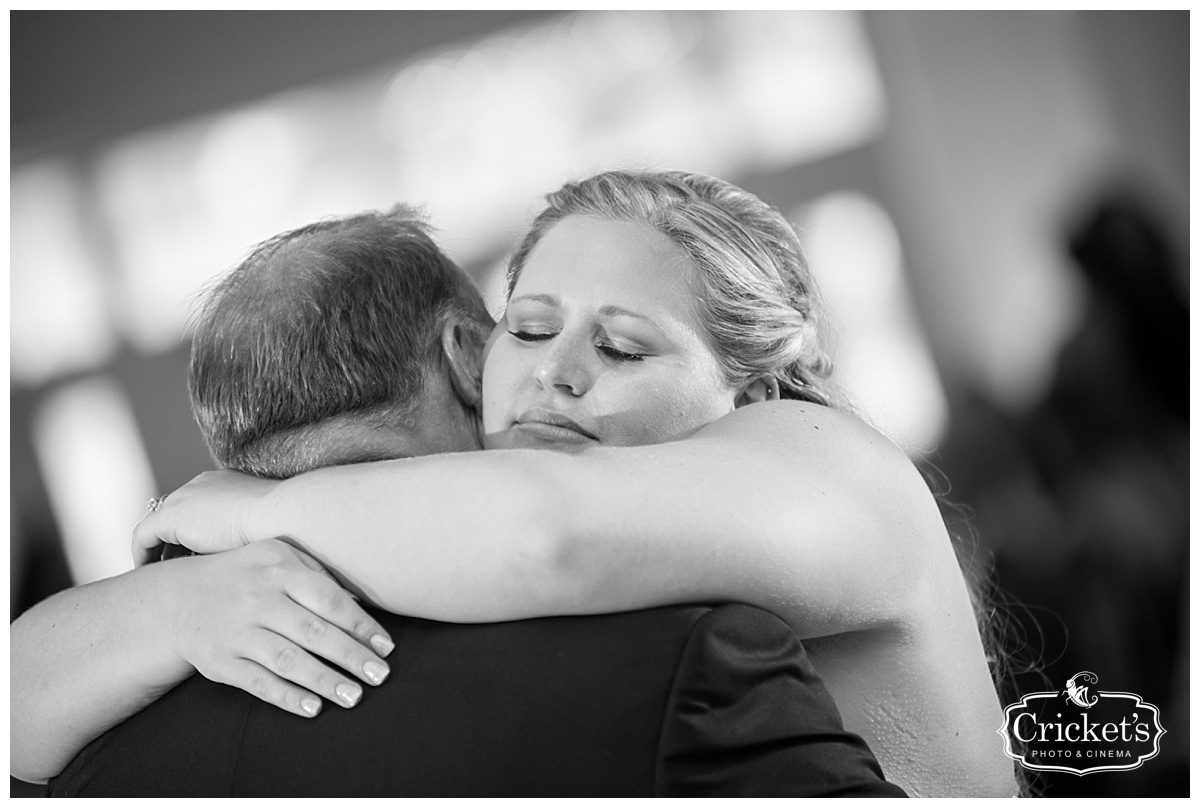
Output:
[
  {"xmin": 163, "ymin": 539, "xmax": 396, "ymax": 718},
  {"xmin": 133, "ymin": 470, "xmax": 274, "ymax": 566}
]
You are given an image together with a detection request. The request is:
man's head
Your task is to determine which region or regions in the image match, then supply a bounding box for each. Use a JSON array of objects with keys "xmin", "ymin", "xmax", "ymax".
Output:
[{"xmin": 189, "ymin": 205, "xmax": 495, "ymax": 478}]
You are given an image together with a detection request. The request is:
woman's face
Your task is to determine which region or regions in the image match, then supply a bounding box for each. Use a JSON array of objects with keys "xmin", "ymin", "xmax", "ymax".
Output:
[{"xmin": 482, "ymin": 215, "xmax": 740, "ymax": 451}]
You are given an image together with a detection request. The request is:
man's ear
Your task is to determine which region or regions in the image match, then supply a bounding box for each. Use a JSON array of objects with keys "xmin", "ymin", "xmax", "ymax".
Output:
[
  {"xmin": 441, "ymin": 319, "xmax": 485, "ymax": 409},
  {"xmin": 734, "ymin": 375, "xmax": 780, "ymax": 409}
]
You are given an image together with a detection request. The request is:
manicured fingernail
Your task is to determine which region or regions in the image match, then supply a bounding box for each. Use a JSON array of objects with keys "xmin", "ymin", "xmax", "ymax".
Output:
[
  {"xmin": 364, "ymin": 661, "xmax": 389, "ymax": 685},
  {"xmin": 370, "ymin": 634, "xmax": 394, "ymax": 657},
  {"xmin": 336, "ymin": 683, "xmax": 362, "ymax": 707},
  {"xmin": 300, "ymin": 698, "xmax": 321, "ymax": 717}
]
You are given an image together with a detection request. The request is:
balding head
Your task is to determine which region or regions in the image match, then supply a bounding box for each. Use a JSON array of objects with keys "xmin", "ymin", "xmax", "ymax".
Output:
[{"xmin": 189, "ymin": 205, "xmax": 494, "ymax": 478}]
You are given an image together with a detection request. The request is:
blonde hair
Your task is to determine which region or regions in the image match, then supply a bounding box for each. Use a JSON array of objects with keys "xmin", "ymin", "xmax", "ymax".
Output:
[{"xmin": 507, "ymin": 169, "xmax": 845, "ymax": 408}]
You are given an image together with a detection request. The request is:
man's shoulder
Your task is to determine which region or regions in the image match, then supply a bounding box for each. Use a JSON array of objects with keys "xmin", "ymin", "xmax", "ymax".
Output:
[
  {"xmin": 355, "ymin": 603, "xmax": 796, "ymax": 695},
  {"xmin": 365, "ymin": 602, "xmax": 784, "ymax": 634},
  {"xmin": 652, "ymin": 604, "xmax": 906, "ymax": 797},
  {"xmin": 363, "ymin": 602, "xmax": 795, "ymax": 666}
]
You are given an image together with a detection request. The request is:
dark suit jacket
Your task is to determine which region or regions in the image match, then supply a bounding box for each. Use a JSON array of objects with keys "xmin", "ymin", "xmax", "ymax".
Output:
[{"xmin": 49, "ymin": 603, "xmax": 904, "ymax": 797}]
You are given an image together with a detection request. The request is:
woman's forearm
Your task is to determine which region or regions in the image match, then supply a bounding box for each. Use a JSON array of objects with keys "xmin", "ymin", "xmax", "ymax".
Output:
[
  {"xmin": 10, "ymin": 563, "xmax": 193, "ymax": 783},
  {"xmin": 247, "ymin": 450, "xmax": 578, "ymax": 620},
  {"xmin": 235, "ymin": 403, "xmax": 933, "ymax": 638},
  {"xmin": 12, "ymin": 541, "xmax": 400, "ymax": 783}
]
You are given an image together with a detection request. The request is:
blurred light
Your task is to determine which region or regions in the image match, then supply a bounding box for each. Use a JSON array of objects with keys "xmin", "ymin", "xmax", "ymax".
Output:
[
  {"xmin": 379, "ymin": 56, "xmax": 478, "ymax": 150},
  {"xmin": 32, "ymin": 377, "xmax": 157, "ymax": 584},
  {"xmin": 972, "ymin": 246, "xmax": 1085, "ymax": 413},
  {"xmin": 194, "ymin": 108, "xmax": 307, "ymax": 222},
  {"xmin": 576, "ymin": 11, "xmax": 700, "ymax": 74},
  {"xmin": 797, "ymin": 192, "xmax": 948, "ymax": 456},
  {"xmin": 96, "ymin": 128, "xmax": 252, "ymax": 355},
  {"xmin": 94, "ymin": 100, "xmax": 342, "ymax": 356},
  {"xmin": 11, "ymin": 161, "xmax": 118, "ymax": 385},
  {"xmin": 716, "ymin": 10, "xmax": 886, "ymax": 168},
  {"xmin": 375, "ymin": 10, "xmax": 883, "ymax": 270}
]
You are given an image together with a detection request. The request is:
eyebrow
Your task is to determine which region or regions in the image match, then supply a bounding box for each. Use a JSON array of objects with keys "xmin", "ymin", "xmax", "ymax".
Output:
[
  {"xmin": 509, "ymin": 294, "xmax": 660, "ymax": 328},
  {"xmin": 507, "ymin": 293, "xmax": 558, "ymax": 308},
  {"xmin": 597, "ymin": 304, "xmax": 657, "ymax": 326}
]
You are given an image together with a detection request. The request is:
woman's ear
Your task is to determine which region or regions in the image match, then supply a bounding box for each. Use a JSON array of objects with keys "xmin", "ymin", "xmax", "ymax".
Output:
[
  {"xmin": 734, "ymin": 375, "xmax": 780, "ymax": 409},
  {"xmin": 441, "ymin": 319, "xmax": 485, "ymax": 409}
]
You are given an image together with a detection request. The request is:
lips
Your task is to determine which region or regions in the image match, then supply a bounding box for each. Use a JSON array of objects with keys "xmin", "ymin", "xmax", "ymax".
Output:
[{"xmin": 514, "ymin": 409, "xmax": 598, "ymax": 443}]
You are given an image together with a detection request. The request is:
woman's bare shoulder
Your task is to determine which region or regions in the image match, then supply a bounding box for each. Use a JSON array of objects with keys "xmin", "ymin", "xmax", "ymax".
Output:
[
  {"xmin": 700, "ymin": 399, "xmax": 947, "ymax": 554},
  {"xmin": 703, "ymin": 398, "xmax": 889, "ymax": 437},
  {"xmin": 699, "ymin": 400, "xmax": 915, "ymax": 477}
]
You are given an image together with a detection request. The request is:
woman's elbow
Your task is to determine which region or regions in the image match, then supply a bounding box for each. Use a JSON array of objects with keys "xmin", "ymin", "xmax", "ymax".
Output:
[
  {"xmin": 522, "ymin": 527, "xmax": 588, "ymax": 616},
  {"xmin": 11, "ymin": 742, "xmax": 56, "ymax": 787},
  {"xmin": 846, "ymin": 477, "xmax": 950, "ymax": 633},
  {"xmin": 482, "ymin": 482, "xmax": 591, "ymax": 619}
]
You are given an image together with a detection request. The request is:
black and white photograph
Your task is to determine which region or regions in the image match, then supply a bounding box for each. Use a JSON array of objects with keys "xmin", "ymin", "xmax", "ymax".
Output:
[{"xmin": 10, "ymin": 10, "xmax": 1189, "ymax": 798}]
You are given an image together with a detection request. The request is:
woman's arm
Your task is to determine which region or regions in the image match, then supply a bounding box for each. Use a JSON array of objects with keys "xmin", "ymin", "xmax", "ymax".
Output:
[
  {"xmin": 10, "ymin": 540, "xmax": 394, "ymax": 784},
  {"xmin": 134, "ymin": 401, "xmax": 946, "ymax": 641}
]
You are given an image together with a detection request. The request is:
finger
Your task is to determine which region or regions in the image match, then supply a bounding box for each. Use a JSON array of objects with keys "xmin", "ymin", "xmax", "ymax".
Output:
[
  {"xmin": 284, "ymin": 543, "xmax": 328, "ymax": 574},
  {"xmin": 272, "ymin": 596, "xmax": 393, "ymax": 690},
  {"xmin": 131, "ymin": 518, "xmax": 169, "ymax": 568},
  {"xmin": 217, "ymin": 658, "xmax": 326, "ymax": 719},
  {"xmin": 242, "ymin": 628, "xmax": 374, "ymax": 710},
  {"xmin": 283, "ymin": 543, "xmax": 344, "ymax": 586},
  {"xmin": 286, "ymin": 564, "xmax": 395, "ymax": 660},
  {"xmin": 132, "ymin": 543, "xmax": 158, "ymax": 568}
]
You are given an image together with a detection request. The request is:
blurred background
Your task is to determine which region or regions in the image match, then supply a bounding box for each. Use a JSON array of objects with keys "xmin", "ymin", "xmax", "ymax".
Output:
[{"xmin": 10, "ymin": 10, "xmax": 1189, "ymax": 797}]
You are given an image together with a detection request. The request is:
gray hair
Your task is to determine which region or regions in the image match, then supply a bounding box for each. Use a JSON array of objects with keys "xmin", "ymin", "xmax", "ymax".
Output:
[{"xmin": 189, "ymin": 205, "xmax": 493, "ymax": 478}]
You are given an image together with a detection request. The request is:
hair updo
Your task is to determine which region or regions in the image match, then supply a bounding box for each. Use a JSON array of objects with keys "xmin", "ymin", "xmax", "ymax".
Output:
[{"xmin": 506, "ymin": 169, "xmax": 843, "ymax": 409}]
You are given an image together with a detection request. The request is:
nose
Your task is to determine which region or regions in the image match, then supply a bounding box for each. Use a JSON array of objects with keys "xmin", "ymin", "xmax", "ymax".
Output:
[{"xmin": 534, "ymin": 335, "xmax": 594, "ymax": 397}]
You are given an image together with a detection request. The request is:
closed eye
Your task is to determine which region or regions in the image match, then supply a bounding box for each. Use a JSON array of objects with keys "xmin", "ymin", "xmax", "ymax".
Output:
[
  {"xmin": 509, "ymin": 330, "xmax": 555, "ymax": 343},
  {"xmin": 598, "ymin": 344, "xmax": 646, "ymax": 362},
  {"xmin": 511, "ymin": 330, "xmax": 645, "ymax": 361}
]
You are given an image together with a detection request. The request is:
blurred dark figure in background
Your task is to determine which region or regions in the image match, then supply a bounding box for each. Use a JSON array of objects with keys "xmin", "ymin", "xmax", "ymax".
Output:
[{"xmin": 929, "ymin": 188, "xmax": 1189, "ymax": 797}]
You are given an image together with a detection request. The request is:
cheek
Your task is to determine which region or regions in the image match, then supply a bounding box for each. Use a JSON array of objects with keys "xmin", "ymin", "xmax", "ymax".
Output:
[
  {"xmin": 666, "ymin": 379, "xmax": 736, "ymax": 434},
  {"xmin": 603, "ymin": 367, "xmax": 735, "ymax": 445}
]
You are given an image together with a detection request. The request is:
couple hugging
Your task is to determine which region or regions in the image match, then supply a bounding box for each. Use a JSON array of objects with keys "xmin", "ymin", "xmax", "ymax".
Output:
[{"xmin": 12, "ymin": 169, "xmax": 1019, "ymax": 797}]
